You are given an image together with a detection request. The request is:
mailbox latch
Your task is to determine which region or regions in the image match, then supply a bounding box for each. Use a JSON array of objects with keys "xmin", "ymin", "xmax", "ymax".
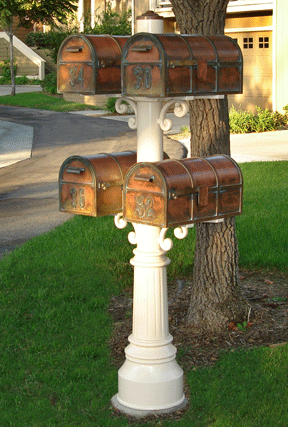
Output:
[{"xmin": 170, "ymin": 185, "xmax": 209, "ymax": 207}]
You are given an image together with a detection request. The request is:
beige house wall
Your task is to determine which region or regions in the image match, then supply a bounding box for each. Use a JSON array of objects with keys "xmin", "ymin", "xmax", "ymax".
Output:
[{"xmin": 225, "ymin": 13, "xmax": 272, "ymax": 29}]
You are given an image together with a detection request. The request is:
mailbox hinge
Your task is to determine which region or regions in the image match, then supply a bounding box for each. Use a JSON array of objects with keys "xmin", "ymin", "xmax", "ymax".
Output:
[{"xmin": 99, "ymin": 180, "xmax": 123, "ymax": 190}]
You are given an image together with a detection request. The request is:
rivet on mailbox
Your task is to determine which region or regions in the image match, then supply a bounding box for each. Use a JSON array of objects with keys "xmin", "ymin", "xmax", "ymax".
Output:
[{"xmin": 123, "ymin": 155, "xmax": 243, "ymax": 228}]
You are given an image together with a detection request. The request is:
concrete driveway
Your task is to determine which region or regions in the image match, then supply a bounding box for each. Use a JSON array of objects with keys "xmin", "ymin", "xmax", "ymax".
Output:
[{"xmin": 0, "ymin": 105, "xmax": 186, "ymax": 259}]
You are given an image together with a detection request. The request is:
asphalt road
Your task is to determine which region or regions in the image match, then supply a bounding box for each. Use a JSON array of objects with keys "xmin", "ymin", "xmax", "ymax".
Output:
[{"xmin": 0, "ymin": 106, "xmax": 185, "ymax": 259}]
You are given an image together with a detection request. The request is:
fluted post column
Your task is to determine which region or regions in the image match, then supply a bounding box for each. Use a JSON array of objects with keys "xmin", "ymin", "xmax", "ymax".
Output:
[{"xmin": 115, "ymin": 224, "xmax": 185, "ymax": 411}]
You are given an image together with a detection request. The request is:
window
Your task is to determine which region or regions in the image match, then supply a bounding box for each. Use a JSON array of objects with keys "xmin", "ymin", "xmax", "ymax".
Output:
[
  {"xmin": 243, "ymin": 37, "xmax": 253, "ymax": 49},
  {"xmin": 259, "ymin": 37, "xmax": 269, "ymax": 48}
]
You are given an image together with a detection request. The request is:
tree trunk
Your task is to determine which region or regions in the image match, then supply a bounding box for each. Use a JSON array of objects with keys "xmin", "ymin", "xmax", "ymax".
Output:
[
  {"xmin": 169, "ymin": 0, "xmax": 250, "ymax": 332},
  {"xmin": 8, "ymin": 31, "xmax": 16, "ymax": 96}
]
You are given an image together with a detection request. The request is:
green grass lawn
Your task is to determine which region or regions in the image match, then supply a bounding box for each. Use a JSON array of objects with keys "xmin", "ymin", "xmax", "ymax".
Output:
[
  {"xmin": 0, "ymin": 162, "xmax": 287, "ymax": 426},
  {"xmin": 0, "ymin": 92, "xmax": 103, "ymax": 112}
]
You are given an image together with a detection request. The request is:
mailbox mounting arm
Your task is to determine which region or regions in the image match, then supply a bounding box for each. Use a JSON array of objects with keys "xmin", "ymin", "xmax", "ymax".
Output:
[
  {"xmin": 114, "ymin": 213, "xmax": 128, "ymax": 230},
  {"xmin": 157, "ymin": 99, "xmax": 189, "ymax": 132},
  {"xmin": 115, "ymin": 97, "xmax": 138, "ymax": 130},
  {"xmin": 158, "ymin": 224, "xmax": 192, "ymax": 251}
]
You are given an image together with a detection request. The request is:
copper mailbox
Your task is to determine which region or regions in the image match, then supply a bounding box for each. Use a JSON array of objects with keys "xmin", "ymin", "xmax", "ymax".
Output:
[
  {"xmin": 123, "ymin": 155, "xmax": 243, "ymax": 228},
  {"xmin": 122, "ymin": 33, "xmax": 243, "ymax": 98},
  {"xmin": 57, "ymin": 34, "xmax": 129, "ymax": 94},
  {"xmin": 59, "ymin": 151, "xmax": 137, "ymax": 217}
]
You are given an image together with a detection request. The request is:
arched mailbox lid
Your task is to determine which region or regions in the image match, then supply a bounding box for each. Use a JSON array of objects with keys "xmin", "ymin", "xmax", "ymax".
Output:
[
  {"xmin": 123, "ymin": 155, "xmax": 243, "ymax": 228},
  {"xmin": 59, "ymin": 151, "xmax": 137, "ymax": 217},
  {"xmin": 57, "ymin": 34, "xmax": 129, "ymax": 94},
  {"xmin": 122, "ymin": 33, "xmax": 243, "ymax": 97}
]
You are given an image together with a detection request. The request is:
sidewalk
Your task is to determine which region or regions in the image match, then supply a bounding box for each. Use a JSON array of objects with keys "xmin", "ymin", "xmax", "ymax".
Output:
[{"xmin": 0, "ymin": 85, "xmax": 41, "ymax": 167}]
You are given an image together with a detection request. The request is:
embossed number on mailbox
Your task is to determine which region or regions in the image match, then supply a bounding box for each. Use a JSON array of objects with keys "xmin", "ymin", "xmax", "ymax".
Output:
[
  {"xmin": 70, "ymin": 187, "xmax": 86, "ymax": 209},
  {"xmin": 135, "ymin": 194, "xmax": 154, "ymax": 219},
  {"xmin": 69, "ymin": 65, "xmax": 84, "ymax": 88},
  {"xmin": 133, "ymin": 66, "xmax": 152, "ymax": 90}
]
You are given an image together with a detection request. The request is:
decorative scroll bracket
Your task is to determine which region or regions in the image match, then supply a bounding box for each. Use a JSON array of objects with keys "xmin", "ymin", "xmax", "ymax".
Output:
[
  {"xmin": 157, "ymin": 100, "xmax": 189, "ymax": 132},
  {"xmin": 114, "ymin": 213, "xmax": 128, "ymax": 230},
  {"xmin": 158, "ymin": 224, "xmax": 193, "ymax": 252},
  {"xmin": 115, "ymin": 97, "xmax": 138, "ymax": 129}
]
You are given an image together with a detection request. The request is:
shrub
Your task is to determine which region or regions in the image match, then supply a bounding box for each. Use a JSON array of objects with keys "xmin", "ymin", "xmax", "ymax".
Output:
[
  {"xmin": 15, "ymin": 75, "xmax": 30, "ymax": 85},
  {"xmin": 229, "ymin": 106, "xmax": 288, "ymax": 134},
  {"xmin": 105, "ymin": 97, "xmax": 117, "ymax": 113},
  {"xmin": 0, "ymin": 60, "xmax": 17, "ymax": 83},
  {"xmin": 26, "ymin": 31, "xmax": 70, "ymax": 63},
  {"xmin": 229, "ymin": 106, "xmax": 256, "ymax": 133},
  {"xmin": 84, "ymin": 3, "xmax": 131, "ymax": 35},
  {"xmin": 39, "ymin": 72, "xmax": 57, "ymax": 94}
]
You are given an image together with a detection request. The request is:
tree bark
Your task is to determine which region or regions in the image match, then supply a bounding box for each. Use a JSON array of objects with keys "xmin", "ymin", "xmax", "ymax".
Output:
[{"xmin": 169, "ymin": 0, "xmax": 250, "ymax": 332}]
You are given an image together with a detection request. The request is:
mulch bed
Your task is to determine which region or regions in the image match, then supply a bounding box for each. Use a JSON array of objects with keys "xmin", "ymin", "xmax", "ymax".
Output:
[{"xmin": 109, "ymin": 268, "xmax": 288, "ymax": 372}]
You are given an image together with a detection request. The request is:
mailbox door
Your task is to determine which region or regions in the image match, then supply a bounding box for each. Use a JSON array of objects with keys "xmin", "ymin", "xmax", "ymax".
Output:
[
  {"xmin": 122, "ymin": 33, "xmax": 166, "ymax": 97},
  {"xmin": 59, "ymin": 156, "xmax": 97, "ymax": 216},
  {"xmin": 124, "ymin": 163, "xmax": 168, "ymax": 227},
  {"xmin": 57, "ymin": 35, "xmax": 96, "ymax": 94},
  {"xmin": 205, "ymin": 155, "xmax": 243, "ymax": 217}
]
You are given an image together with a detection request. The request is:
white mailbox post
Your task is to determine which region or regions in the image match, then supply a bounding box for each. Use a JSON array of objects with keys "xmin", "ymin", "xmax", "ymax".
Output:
[{"xmin": 112, "ymin": 11, "xmax": 189, "ymax": 416}]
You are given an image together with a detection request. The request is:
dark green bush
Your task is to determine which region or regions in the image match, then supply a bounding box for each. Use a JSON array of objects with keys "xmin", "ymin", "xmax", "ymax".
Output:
[
  {"xmin": 39, "ymin": 72, "xmax": 57, "ymax": 94},
  {"xmin": 0, "ymin": 60, "xmax": 17, "ymax": 83},
  {"xmin": 26, "ymin": 31, "xmax": 70, "ymax": 63},
  {"xmin": 104, "ymin": 97, "xmax": 117, "ymax": 113},
  {"xmin": 26, "ymin": 4, "xmax": 131, "ymax": 64}
]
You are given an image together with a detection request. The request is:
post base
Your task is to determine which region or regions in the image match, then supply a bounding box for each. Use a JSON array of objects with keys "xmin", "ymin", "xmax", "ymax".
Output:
[
  {"xmin": 111, "ymin": 394, "xmax": 188, "ymax": 418},
  {"xmin": 114, "ymin": 353, "xmax": 186, "ymax": 412}
]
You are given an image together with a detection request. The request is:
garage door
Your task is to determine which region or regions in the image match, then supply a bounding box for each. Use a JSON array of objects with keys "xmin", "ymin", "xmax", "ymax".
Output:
[{"xmin": 227, "ymin": 31, "xmax": 273, "ymax": 111}]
